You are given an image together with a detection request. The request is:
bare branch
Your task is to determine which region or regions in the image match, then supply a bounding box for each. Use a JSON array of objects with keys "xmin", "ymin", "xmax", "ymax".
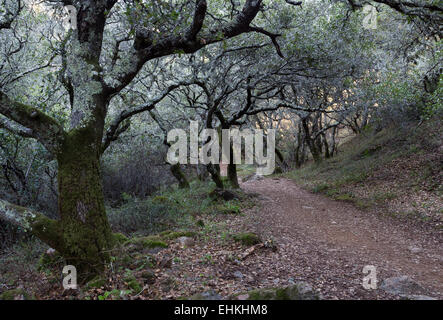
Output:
[
  {"xmin": 188, "ymin": 0, "xmax": 207, "ymax": 40},
  {"xmin": 285, "ymin": 0, "xmax": 302, "ymax": 6},
  {"xmin": 248, "ymin": 26, "xmax": 284, "ymax": 58},
  {"xmin": 102, "ymin": 81, "xmax": 196, "ymax": 152},
  {"xmin": 107, "ymin": 0, "xmax": 264, "ymax": 95}
]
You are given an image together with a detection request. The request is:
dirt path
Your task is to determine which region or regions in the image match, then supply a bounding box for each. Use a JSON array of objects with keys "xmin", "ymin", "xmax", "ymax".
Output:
[{"xmin": 239, "ymin": 177, "xmax": 443, "ymax": 299}]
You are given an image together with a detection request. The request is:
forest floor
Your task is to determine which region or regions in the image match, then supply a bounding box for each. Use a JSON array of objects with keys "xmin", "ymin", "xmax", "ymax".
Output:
[
  {"xmin": 1, "ymin": 176, "xmax": 441, "ymax": 300},
  {"xmin": 107, "ymin": 175, "xmax": 441, "ymax": 300},
  {"xmin": 235, "ymin": 177, "xmax": 442, "ymax": 299},
  {"xmin": 1, "ymin": 121, "xmax": 441, "ymax": 300}
]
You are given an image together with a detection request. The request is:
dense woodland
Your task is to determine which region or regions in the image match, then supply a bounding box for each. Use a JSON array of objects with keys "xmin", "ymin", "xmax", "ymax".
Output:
[{"xmin": 0, "ymin": 0, "xmax": 441, "ymax": 300}]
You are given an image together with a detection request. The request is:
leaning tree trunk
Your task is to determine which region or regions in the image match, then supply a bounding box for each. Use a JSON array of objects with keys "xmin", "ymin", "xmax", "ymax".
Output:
[
  {"xmin": 322, "ymin": 132, "xmax": 331, "ymax": 159},
  {"xmin": 302, "ymin": 119, "xmax": 322, "ymax": 164},
  {"xmin": 227, "ymin": 163, "xmax": 239, "ymax": 189},
  {"xmin": 207, "ymin": 163, "xmax": 224, "ymax": 189},
  {"xmin": 227, "ymin": 143, "xmax": 239, "ymax": 189},
  {"xmin": 170, "ymin": 163, "xmax": 190, "ymax": 189},
  {"xmin": 56, "ymin": 128, "xmax": 113, "ymax": 282}
]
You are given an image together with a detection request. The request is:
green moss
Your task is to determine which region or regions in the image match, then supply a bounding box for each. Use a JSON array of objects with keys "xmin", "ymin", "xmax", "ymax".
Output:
[
  {"xmin": 37, "ymin": 250, "xmax": 64, "ymax": 272},
  {"xmin": 0, "ymin": 289, "xmax": 34, "ymax": 300},
  {"xmin": 112, "ymin": 232, "xmax": 128, "ymax": 245},
  {"xmin": 160, "ymin": 230, "xmax": 196, "ymax": 240},
  {"xmin": 217, "ymin": 202, "xmax": 241, "ymax": 214},
  {"xmin": 140, "ymin": 270, "xmax": 156, "ymax": 283},
  {"xmin": 236, "ymin": 284, "xmax": 319, "ymax": 300},
  {"xmin": 354, "ymin": 199, "xmax": 372, "ymax": 209},
  {"xmin": 127, "ymin": 278, "xmax": 142, "ymax": 292},
  {"xmin": 274, "ymin": 167, "xmax": 283, "ymax": 174},
  {"xmin": 373, "ymin": 191, "xmax": 397, "ymax": 202},
  {"xmin": 312, "ymin": 183, "xmax": 329, "ymax": 193},
  {"xmin": 334, "ymin": 193, "xmax": 354, "ymax": 202},
  {"xmin": 29, "ymin": 214, "xmax": 64, "ymax": 252},
  {"xmin": 275, "ymin": 288, "xmax": 290, "ymax": 299},
  {"xmin": 247, "ymin": 289, "xmax": 276, "ymax": 300},
  {"xmin": 152, "ymin": 195, "xmax": 168, "ymax": 203},
  {"xmin": 127, "ymin": 236, "xmax": 168, "ymax": 249},
  {"xmin": 196, "ymin": 219, "xmax": 205, "ymax": 227},
  {"xmin": 233, "ymin": 232, "xmax": 261, "ymax": 246},
  {"xmin": 325, "ymin": 188, "xmax": 340, "ymax": 197},
  {"xmin": 118, "ymin": 254, "xmax": 133, "ymax": 267},
  {"xmin": 124, "ymin": 272, "xmax": 142, "ymax": 293},
  {"xmin": 56, "ymin": 128, "xmax": 114, "ymax": 282},
  {"xmin": 85, "ymin": 276, "xmax": 106, "ymax": 290}
]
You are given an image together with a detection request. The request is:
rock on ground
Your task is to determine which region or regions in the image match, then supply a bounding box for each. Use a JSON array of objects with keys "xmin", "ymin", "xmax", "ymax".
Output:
[
  {"xmin": 380, "ymin": 276, "xmax": 431, "ymax": 297},
  {"xmin": 188, "ymin": 290, "xmax": 223, "ymax": 300},
  {"xmin": 176, "ymin": 236, "xmax": 195, "ymax": 248},
  {"xmin": 233, "ymin": 282, "xmax": 320, "ymax": 300}
]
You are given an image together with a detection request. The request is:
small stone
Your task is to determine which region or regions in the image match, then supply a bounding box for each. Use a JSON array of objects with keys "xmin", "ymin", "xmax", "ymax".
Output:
[
  {"xmin": 243, "ymin": 174, "xmax": 264, "ymax": 182},
  {"xmin": 147, "ymin": 247, "xmax": 166, "ymax": 254},
  {"xmin": 293, "ymin": 282, "xmax": 317, "ymax": 299},
  {"xmin": 233, "ymin": 271, "xmax": 244, "ymax": 279},
  {"xmin": 401, "ymin": 294, "xmax": 437, "ymax": 300},
  {"xmin": 408, "ymin": 246, "xmax": 422, "ymax": 254},
  {"xmin": 177, "ymin": 236, "xmax": 195, "ymax": 247},
  {"xmin": 234, "ymin": 282, "xmax": 320, "ymax": 300},
  {"xmin": 253, "ymin": 175, "xmax": 264, "ymax": 181},
  {"xmin": 380, "ymin": 276, "xmax": 428, "ymax": 296},
  {"xmin": 233, "ymin": 232, "xmax": 261, "ymax": 246},
  {"xmin": 189, "ymin": 290, "xmax": 222, "ymax": 300}
]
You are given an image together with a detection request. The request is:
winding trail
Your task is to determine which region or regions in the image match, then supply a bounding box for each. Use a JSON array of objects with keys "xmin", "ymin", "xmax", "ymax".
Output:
[{"xmin": 239, "ymin": 177, "xmax": 443, "ymax": 299}]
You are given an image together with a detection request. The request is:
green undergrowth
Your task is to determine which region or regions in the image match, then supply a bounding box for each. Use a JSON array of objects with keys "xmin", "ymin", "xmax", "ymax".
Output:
[
  {"xmin": 107, "ymin": 179, "xmax": 255, "ymax": 237},
  {"xmin": 0, "ymin": 179, "xmax": 257, "ymax": 299},
  {"xmin": 284, "ymin": 118, "xmax": 442, "ymax": 211},
  {"xmin": 237, "ymin": 164, "xmax": 257, "ymax": 177}
]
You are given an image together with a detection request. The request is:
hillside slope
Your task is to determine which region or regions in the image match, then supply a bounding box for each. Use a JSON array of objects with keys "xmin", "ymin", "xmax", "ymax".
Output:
[{"xmin": 284, "ymin": 118, "xmax": 442, "ymax": 229}]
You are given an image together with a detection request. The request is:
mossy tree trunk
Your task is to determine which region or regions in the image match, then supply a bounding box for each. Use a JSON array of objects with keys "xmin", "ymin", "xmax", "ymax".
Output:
[
  {"xmin": 57, "ymin": 128, "xmax": 113, "ymax": 282},
  {"xmin": 0, "ymin": 126, "xmax": 114, "ymax": 283}
]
